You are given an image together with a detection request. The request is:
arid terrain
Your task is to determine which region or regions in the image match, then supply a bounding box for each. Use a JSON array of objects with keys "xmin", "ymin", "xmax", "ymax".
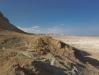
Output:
[
  {"xmin": 0, "ymin": 12, "xmax": 99, "ymax": 75},
  {"xmin": 55, "ymin": 36, "xmax": 99, "ymax": 60}
]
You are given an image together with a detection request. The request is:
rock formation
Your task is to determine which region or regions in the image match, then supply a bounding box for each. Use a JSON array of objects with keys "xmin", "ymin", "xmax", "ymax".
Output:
[{"xmin": 0, "ymin": 12, "xmax": 99, "ymax": 75}]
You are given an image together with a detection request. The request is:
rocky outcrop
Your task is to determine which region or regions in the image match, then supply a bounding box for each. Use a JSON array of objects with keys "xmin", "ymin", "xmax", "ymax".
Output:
[{"xmin": 0, "ymin": 34, "xmax": 99, "ymax": 75}]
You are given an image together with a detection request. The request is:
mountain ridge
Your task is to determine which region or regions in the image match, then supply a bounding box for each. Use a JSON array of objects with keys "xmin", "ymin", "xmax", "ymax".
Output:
[{"xmin": 0, "ymin": 11, "xmax": 25, "ymax": 33}]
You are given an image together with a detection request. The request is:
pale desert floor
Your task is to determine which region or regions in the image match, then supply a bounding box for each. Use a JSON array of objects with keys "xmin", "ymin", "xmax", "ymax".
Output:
[{"xmin": 54, "ymin": 36, "xmax": 99, "ymax": 60}]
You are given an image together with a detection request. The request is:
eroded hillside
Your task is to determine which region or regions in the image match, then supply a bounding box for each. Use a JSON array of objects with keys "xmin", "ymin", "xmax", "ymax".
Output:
[
  {"xmin": 0, "ymin": 32, "xmax": 99, "ymax": 75},
  {"xmin": 0, "ymin": 12, "xmax": 99, "ymax": 75}
]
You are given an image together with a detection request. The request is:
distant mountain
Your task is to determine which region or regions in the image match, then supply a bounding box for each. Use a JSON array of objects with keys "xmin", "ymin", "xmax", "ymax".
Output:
[{"xmin": 0, "ymin": 11, "xmax": 25, "ymax": 33}]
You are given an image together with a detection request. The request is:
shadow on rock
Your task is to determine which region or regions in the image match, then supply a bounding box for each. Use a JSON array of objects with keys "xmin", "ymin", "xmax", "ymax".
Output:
[
  {"xmin": 74, "ymin": 48, "xmax": 99, "ymax": 69},
  {"xmin": 32, "ymin": 61, "xmax": 66, "ymax": 75}
]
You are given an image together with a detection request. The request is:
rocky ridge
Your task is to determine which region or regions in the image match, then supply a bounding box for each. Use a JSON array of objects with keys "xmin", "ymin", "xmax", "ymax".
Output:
[{"xmin": 0, "ymin": 12, "xmax": 99, "ymax": 75}]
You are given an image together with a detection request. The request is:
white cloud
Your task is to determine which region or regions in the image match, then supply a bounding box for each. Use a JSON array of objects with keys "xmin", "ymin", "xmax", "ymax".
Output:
[
  {"xmin": 18, "ymin": 25, "xmax": 66, "ymax": 35},
  {"xmin": 18, "ymin": 26, "xmax": 41, "ymax": 33},
  {"xmin": 18, "ymin": 24, "xmax": 99, "ymax": 36}
]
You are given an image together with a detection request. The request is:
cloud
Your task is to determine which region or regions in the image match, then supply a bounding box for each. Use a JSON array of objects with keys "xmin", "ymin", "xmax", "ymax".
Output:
[
  {"xmin": 18, "ymin": 24, "xmax": 99, "ymax": 36},
  {"xmin": 18, "ymin": 25, "xmax": 66, "ymax": 35},
  {"xmin": 18, "ymin": 26, "xmax": 41, "ymax": 33}
]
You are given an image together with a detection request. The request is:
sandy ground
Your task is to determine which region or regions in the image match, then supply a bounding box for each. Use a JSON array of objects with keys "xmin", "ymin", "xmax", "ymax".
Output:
[{"xmin": 54, "ymin": 36, "xmax": 99, "ymax": 60}]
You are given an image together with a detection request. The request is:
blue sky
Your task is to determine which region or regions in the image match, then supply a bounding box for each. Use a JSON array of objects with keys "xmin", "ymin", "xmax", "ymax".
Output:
[{"xmin": 0, "ymin": 0, "xmax": 99, "ymax": 35}]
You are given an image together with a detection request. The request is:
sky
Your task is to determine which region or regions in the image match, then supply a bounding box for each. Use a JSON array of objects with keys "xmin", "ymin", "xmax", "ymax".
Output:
[{"xmin": 0, "ymin": 0, "xmax": 99, "ymax": 35}]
